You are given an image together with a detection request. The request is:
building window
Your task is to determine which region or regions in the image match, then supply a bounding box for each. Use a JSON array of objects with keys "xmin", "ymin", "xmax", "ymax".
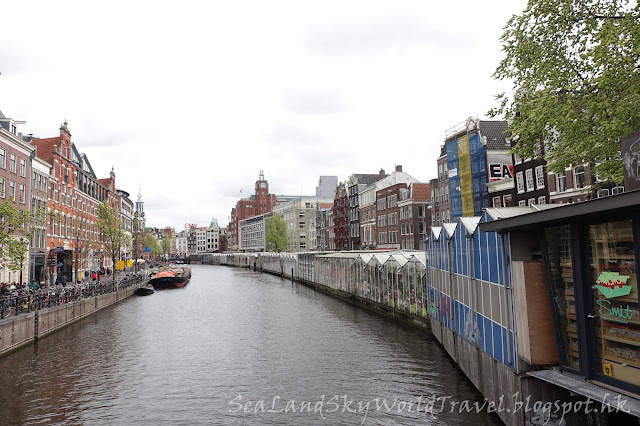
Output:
[
  {"xmin": 574, "ymin": 166, "xmax": 585, "ymax": 189},
  {"xmin": 492, "ymin": 196, "xmax": 502, "ymax": 208},
  {"xmin": 518, "ymin": 200, "xmax": 526, "ymax": 206},
  {"xmin": 0, "ymin": 180, "xmax": 4, "ymax": 198},
  {"xmin": 538, "ymin": 196, "xmax": 546, "ymax": 205},
  {"xmin": 535, "ymin": 165, "xmax": 545, "ymax": 189},
  {"xmin": 611, "ymin": 186, "xmax": 625, "ymax": 195},
  {"xmin": 557, "ymin": 171, "xmax": 567, "ymax": 192},
  {"xmin": 20, "ymin": 159, "xmax": 26, "ymax": 177},
  {"xmin": 9, "ymin": 181, "xmax": 15, "ymax": 199},
  {"xmin": 0, "ymin": 149, "xmax": 5, "ymax": 169},
  {"xmin": 516, "ymin": 171, "xmax": 525, "ymax": 194},
  {"xmin": 10, "ymin": 154, "xmax": 16, "ymax": 173},
  {"xmin": 19, "ymin": 184, "xmax": 25, "ymax": 203},
  {"xmin": 525, "ymin": 169, "xmax": 534, "ymax": 192},
  {"xmin": 528, "ymin": 198, "xmax": 536, "ymax": 206},
  {"xmin": 503, "ymin": 194, "xmax": 512, "ymax": 207}
]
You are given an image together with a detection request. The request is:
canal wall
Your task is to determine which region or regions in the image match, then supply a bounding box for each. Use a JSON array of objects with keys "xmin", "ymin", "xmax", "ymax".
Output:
[
  {"xmin": 212, "ymin": 250, "xmax": 618, "ymax": 426},
  {"xmin": 297, "ymin": 277, "xmax": 432, "ymax": 330},
  {"xmin": 0, "ymin": 284, "xmax": 142, "ymax": 358}
]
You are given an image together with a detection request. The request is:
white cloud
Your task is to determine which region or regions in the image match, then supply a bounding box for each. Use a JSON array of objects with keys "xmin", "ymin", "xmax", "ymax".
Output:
[{"xmin": 0, "ymin": 0, "xmax": 527, "ymax": 230}]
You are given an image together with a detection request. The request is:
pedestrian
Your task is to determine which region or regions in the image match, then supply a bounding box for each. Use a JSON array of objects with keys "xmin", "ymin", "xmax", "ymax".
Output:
[
  {"xmin": 92, "ymin": 271, "xmax": 97, "ymax": 282},
  {"xmin": 61, "ymin": 275, "xmax": 67, "ymax": 287}
]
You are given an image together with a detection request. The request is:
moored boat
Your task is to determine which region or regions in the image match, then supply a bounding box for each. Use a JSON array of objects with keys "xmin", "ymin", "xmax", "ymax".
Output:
[
  {"xmin": 134, "ymin": 283, "xmax": 155, "ymax": 296},
  {"xmin": 149, "ymin": 266, "xmax": 191, "ymax": 289}
]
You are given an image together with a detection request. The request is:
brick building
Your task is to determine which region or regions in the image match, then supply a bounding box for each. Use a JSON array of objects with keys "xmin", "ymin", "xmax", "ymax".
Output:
[
  {"xmin": 398, "ymin": 182, "xmax": 431, "ymax": 250},
  {"xmin": 375, "ymin": 183, "xmax": 406, "ymax": 250},
  {"xmin": 332, "ymin": 182, "xmax": 349, "ymax": 251},
  {"xmin": 0, "ymin": 112, "xmax": 41, "ymax": 284},
  {"xmin": 31, "ymin": 121, "xmax": 120, "ymax": 284},
  {"xmin": 347, "ymin": 173, "xmax": 381, "ymax": 250},
  {"xmin": 229, "ymin": 170, "xmax": 277, "ymax": 251}
]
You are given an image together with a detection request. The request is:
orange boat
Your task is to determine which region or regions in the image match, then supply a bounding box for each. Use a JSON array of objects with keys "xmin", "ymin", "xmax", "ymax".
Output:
[{"xmin": 149, "ymin": 267, "xmax": 191, "ymax": 289}]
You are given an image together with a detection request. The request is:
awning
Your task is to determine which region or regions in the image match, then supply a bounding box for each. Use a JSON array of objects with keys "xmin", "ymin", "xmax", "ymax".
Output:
[{"xmin": 528, "ymin": 369, "xmax": 640, "ymax": 417}]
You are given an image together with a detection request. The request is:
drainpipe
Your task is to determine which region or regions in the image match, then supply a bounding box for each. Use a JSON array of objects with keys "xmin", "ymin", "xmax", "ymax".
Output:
[{"xmin": 500, "ymin": 231, "xmax": 514, "ymax": 366}]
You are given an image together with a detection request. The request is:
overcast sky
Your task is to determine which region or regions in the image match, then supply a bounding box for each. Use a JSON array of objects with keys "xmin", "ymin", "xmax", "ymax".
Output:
[{"xmin": 0, "ymin": 0, "xmax": 528, "ymax": 230}]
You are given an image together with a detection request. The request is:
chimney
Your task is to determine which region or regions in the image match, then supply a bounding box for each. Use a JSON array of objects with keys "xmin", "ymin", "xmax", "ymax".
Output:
[
  {"xmin": 395, "ymin": 165, "xmax": 403, "ymax": 172},
  {"xmin": 379, "ymin": 168, "xmax": 386, "ymax": 179}
]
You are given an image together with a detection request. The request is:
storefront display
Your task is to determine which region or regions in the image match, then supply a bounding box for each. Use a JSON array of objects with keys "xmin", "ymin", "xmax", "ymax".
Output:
[
  {"xmin": 545, "ymin": 225, "xmax": 579, "ymax": 369},
  {"xmin": 589, "ymin": 220, "xmax": 640, "ymax": 385}
]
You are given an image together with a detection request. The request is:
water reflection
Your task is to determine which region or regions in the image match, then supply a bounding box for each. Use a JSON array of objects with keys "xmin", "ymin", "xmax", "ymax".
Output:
[{"xmin": 0, "ymin": 265, "xmax": 501, "ymax": 425}]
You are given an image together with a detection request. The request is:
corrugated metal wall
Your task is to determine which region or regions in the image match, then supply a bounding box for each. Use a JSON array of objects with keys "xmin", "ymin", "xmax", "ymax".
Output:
[{"xmin": 426, "ymin": 212, "xmax": 517, "ymax": 371}]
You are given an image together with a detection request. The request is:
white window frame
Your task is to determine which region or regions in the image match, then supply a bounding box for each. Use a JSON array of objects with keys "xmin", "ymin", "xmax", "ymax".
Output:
[
  {"xmin": 574, "ymin": 166, "xmax": 585, "ymax": 189},
  {"xmin": 535, "ymin": 165, "xmax": 545, "ymax": 189},
  {"xmin": 525, "ymin": 169, "xmax": 534, "ymax": 192},
  {"xmin": 516, "ymin": 171, "xmax": 525, "ymax": 194},
  {"xmin": 557, "ymin": 171, "xmax": 567, "ymax": 192}
]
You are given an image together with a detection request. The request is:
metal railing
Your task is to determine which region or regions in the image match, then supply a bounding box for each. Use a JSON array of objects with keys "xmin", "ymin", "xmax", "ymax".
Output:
[{"xmin": 0, "ymin": 275, "xmax": 144, "ymax": 319}]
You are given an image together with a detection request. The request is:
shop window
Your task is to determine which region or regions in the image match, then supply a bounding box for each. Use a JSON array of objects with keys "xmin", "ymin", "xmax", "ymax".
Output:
[
  {"xmin": 589, "ymin": 220, "xmax": 639, "ymax": 386},
  {"xmin": 545, "ymin": 225, "xmax": 578, "ymax": 369}
]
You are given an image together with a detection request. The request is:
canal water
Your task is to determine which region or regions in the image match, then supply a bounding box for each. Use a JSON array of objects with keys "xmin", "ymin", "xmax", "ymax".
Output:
[{"xmin": 0, "ymin": 265, "xmax": 502, "ymax": 425}]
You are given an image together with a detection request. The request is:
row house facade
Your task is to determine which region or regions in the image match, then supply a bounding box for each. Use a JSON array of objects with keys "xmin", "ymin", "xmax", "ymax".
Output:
[
  {"xmin": 445, "ymin": 118, "xmax": 512, "ymax": 219},
  {"xmin": 1, "ymin": 110, "xmax": 142, "ymax": 285},
  {"xmin": 512, "ymin": 138, "xmax": 625, "ymax": 208},
  {"xmin": 176, "ymin": 228, "xmax": 194, "ymax": 257},
  {"xmin": 358, "ymin": 166, "xmax": 419, "ymax": 250},
  {"xmin": 31, "ymin": 121, "xmax": 125, "ymax": 284},
  {"xmin": 117, "ymin": 189, "xmax": 135, "ymax": 263},
  {"xmin": 430, "ymin": 144, "xmax": 450, "ymax": 226},
  {"xmin": 347, "ymin": 173, "xmax": 381, "ymax": 250},
  {"xmin": 332, "ymin": 182, "xmax": 349, "ymax": 251},
  {"xmin": 316, "ymin": 207, "xmax": 332, "ymax": 251},
  {"xmin": 397, "ymin": 183, "xmax": 431, "ymax": 251},
  {"xmin": 196, "ymin": 221, "xmax": 221, "ymax": 253},
  {"xmin": 376, "ymin": 183, "xmax": 404, "ymax": 250},
  {"xmin": 29, "ymin": 152, "xmax": 50, "ymax": 284},
  {"xmin": 0, "ymin": 113, "xmax": 46, "ymax": 285}
]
